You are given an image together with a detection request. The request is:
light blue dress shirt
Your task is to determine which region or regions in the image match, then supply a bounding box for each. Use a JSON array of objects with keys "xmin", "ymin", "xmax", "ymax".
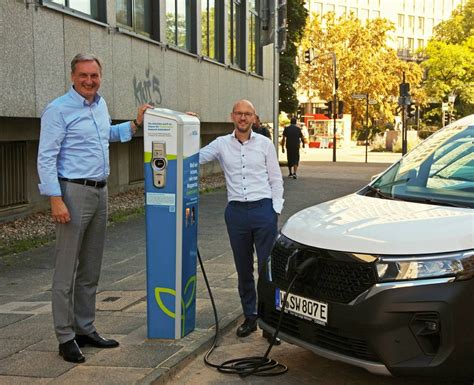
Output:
[{"xmin": 37, "ymin": 86, "xmax": 132, "ymax": 196}]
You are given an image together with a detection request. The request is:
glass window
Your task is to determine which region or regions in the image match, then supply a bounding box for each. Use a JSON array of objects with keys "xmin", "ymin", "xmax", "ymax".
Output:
[
  {"xmin": 116, "ymin": 0, "xmax": 153, "ymax": 37},
  {"xmin": 248, "ymin": 0, "xmax": 261, "ymax": 74},
  {"xmin": 408, "ymin": 15, "xmax": 415, "ymax": 32},
  {"xmin": 371, "ymin": 10, "xmax": 380, "ymax": 18},
  {"xmin": 326, "ymin": 4, "xmax": 335, "ymax": 13},
  {"xmin": 310, "ymin": 2, "xmax": 323, "ymax": 15},
  {"xmin": 398, "ymin": 14, "xmax": 404, "ymax": 29},
  {"xmin": 418, "ymin": 16, "xmax": 425, "ymax": 32},
  {"xmin": 166, "ymin": 0, "xmax": 193, "ymax": 50},
  {"xmin": 407, "ymin": 37, "xmax": 414, "ymax": 51},
  {"xmin": 359, "ymin": 9, "xmax": 369, "ymax": 21},
  {"xmin": 201, "ymin": 0, "xmax": 224, "ymax": 61},
  {"xmin": 46, "ymin": 0, "xmax": 105, "ymax": 21},
  {"xmin": 228, "ymin": 0, "xmax": 243, "ymax": 68},
  {"xmin": 417, "ymin": 39, "xmax": 425, "ymax": 49},
  {"xmin": 338, "ymin": 6, "xmax": 347, "ymax": 16},
  {"xmin": 397, "ymin": 36, "xmax": 404, "ymax": 49}
]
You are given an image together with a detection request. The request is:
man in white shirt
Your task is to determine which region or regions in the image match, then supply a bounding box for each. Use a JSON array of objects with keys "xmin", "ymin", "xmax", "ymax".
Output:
[{"xmin": 199, "ymin": 99, "xmax": 284, "ymax": 338}]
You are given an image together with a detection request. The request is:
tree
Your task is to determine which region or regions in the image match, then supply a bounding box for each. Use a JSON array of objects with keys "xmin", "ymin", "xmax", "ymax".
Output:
[
  {"xmin": 298, "ymin": 12, "xmax": 424, "ymax": 134},
  {"xmin": 279, "ymin": 0, "xmax": 308, "ymax": 114},
  {"xmin": 433, "ymin": 0, "xmax": 474, "ymax": 45},
  {"xmin": 422, "ymin": 0, "xmax": 474, "ymax": 120}
]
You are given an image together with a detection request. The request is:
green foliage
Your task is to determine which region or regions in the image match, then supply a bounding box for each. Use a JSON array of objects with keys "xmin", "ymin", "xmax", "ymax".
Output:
[
  {"xmin": 422, "ymin": 0, "xmax": 474, "ymax": 120},
  {"xmin": 433, "ymin": 0, "xmax": 474, "ymax": 45},
  {"xmin": 279, "ymin": 0, "xmax": 308, "ymax": 114}
]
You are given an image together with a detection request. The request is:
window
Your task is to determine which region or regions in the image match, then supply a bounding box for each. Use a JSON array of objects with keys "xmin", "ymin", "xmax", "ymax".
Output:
[
  {"xmin": 201, "ymin": 0, "xmax": 224, "ymax": 61},
  {"xmin": 398, "ymin": 14, "xmax": 404, "ymax": 29},
  {"xmin": 166, "ymin": 0, "xmax": 195, "ymax": 51},
  {"xmin": 44, "ymin": 0, "xmax": 106, "ymax": 21},
  {"xmin": 417, "ymin": 39, "xmax": 425, "ymax": 49},
  {"xmin": 408, "ymin": 15, "xmax": 415, "ymax": 32},
  {"xmin": 228, "ymin": 0, "xmax": 244, "ymax": 68},
  {"xmin": 325, "ymin": 4, "xmax": 335, "ymax": 13},
  {"xmin": 407, "ymin": 37, "xmax": 414, "ymax": 51},
  {"xmin": 338, "ymin": 6, "xmax": 347, "ymax": 16},
  {"xmin": 418, "ymin": 16, "xmax": 425, "ymax": 32},
  {"xmin": 248, "ymin": 0, "xmax": 262, "ymax": 74},
  {"xmin": 0, "ymin": 142, "xmax": 27, "ymax": 208},
  {"xmin": 117, "ymin": 0, "xmax": 158, "ymax": 38},
  {"xmin": 371, "ymin": 10, "xmax": 380, "ymax": 18},
  {"xmin": 397, "ymin": 36, "xmax": 404, "ymax": 49}
]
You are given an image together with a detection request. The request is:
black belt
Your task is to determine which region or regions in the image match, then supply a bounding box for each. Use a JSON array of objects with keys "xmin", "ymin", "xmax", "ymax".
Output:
[{"xmin": 59, "ymin": 177, "xmax": 107, "ymax": 188}]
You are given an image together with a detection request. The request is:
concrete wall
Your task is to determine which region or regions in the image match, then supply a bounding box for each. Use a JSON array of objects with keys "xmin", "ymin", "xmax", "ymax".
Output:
[{"xmin": 0, "ymin": 1, "xmax": 275, "ymax": 221}]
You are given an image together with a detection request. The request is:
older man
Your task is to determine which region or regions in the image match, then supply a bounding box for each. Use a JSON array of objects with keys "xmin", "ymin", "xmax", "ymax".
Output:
[
  {"xmin": 199, "ymin": 99, "xmax": 284, "ymax": 338},
  {"xmin": 38, "ymin": 53, "xmax": 151, "ymax": 363}
]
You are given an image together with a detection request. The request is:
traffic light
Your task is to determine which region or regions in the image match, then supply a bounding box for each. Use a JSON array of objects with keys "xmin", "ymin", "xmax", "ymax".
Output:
[
  {"xmin": 325, "ymin": 100, "xmax": 333, "ymax": 119},
  {"xmin": 304, "ymin": 49, "xmax": 311, "ymax": 64},
  {"xmin": 337, "ymin": 101, "xmax": 344, "ymax": 118},
  {"xmin": 407, "ymin": 103, "xmax": 415, "ymax": 119}
]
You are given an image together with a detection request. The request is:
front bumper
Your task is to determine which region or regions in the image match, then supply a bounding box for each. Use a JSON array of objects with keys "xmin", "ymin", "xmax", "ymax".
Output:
[{"xmin": 258, "ymin": 270, "xmax": 474, "ymax": 381}]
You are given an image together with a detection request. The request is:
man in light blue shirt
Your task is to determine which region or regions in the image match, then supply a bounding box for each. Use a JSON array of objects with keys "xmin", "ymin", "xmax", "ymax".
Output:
[{"xmin": 37, "ymin": 53, "xmax": 151, "ymax": 363}]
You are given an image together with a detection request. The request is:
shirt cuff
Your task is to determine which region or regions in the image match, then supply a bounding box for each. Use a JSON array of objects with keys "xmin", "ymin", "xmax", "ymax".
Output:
[
  {"xmin": 272, "ymin": 198, "xmax": 284, "ymax": 214},
  {"xmin": 118, "ymin": 121, "xmax": 133, "ymax": 142},
  {"xmin": 38, "ymin": 182, "xmax": 62, "ymax": 196}
]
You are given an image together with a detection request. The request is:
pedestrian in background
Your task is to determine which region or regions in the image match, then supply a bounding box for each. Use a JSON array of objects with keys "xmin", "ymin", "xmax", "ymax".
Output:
[
  {"xmin": 199, "ymin": 99, "xmax": 284, "ymax": 340},
  {"xmin": 37, "ymin": 53, "xmax": 152, "ymax": 363},
  {"xmin": 252, "ymin": 114, "xmax": 271, "ymax": 139},
  {"xmin": 281, "ymin": 117, "xmax": 304, "ymax": 179}
]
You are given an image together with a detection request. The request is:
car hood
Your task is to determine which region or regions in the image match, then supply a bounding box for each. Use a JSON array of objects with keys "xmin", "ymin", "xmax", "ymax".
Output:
[{"xmin": 281, "ymin": 194, "xmax": 474, "ymax": 255}]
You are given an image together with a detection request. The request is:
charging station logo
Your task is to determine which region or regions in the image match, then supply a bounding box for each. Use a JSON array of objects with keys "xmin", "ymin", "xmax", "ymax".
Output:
[{"xmin": 154, "ymin": 275, "xmax": 196, "ymax": 336}]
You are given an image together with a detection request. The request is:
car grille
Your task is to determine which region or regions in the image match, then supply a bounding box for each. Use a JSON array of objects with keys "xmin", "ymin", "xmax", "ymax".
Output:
[
  {"xmin": 271, "ymin": 241, "xmax": 377, "ymax": 304},
  {"xmin": 260, "ymin": 304, "xmax": 379, "ymax": 362}
]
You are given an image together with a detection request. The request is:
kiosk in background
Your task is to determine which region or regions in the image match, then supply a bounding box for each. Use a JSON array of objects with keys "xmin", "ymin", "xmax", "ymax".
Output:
[{"xmin": 143, "ymin": 108, "xmax": 200, "ymax": 339}]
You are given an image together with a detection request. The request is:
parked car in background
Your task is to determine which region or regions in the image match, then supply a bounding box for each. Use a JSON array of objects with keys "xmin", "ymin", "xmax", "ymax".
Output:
[{"xmin": 258, "ymin": 115, "xmax": 474, "ymax": 382}]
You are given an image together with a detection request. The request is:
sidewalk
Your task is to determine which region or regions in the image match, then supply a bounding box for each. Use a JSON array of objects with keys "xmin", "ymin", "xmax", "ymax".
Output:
[{"xmin": 0, "ymin": 157, "xmax": 397, "ymax": 385}]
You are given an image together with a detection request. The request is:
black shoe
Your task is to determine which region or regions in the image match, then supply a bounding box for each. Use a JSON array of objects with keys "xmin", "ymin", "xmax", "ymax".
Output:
[
  {"xmin": 236, "ymin": 318, "xmax": 258, "ymax": 337},
  {"xmin": 75, "ymin": 331, "xmax": 119, "ymax": 348},
  {"xmin": 262, "ymin": 330, "xmax": 281, "ymax": 345},
  {"xmin": 59, "ymin": 339, "xmax": 85, "ymax": 363},
  {"xmin": 292, "ymin": 174, "xmax": 297, "ymax": 179}
]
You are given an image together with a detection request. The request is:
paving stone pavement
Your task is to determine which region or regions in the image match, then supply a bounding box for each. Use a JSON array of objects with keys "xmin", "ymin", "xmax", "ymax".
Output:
[{"xmin": 0, "ymin": 151, "xmax": 396, "ymax": 385}]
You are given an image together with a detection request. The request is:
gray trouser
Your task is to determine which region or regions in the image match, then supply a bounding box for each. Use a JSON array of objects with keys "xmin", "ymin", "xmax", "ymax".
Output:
[{"xmin": 52, "ymin": 181, "xmax": 108, "ymax": 343}]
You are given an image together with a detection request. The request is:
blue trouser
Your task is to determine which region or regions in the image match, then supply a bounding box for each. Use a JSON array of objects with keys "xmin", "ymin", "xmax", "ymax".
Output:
[{"xmin": 224, "ymin": 198, "xmax": 278, "ymax": 320}]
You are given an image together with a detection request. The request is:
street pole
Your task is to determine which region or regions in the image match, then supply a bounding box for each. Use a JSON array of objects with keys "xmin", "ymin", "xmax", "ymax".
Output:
[
  {"xmin": 332, "ymin": 53, "xmax": 337, "ymax": 162},
  {"xmin": 365, "ymin": 94, "xmax": 369, "ymax": 163},
  {"xmin": 401, "ymin": 72, "xmax": 408, "ymax": 155},
  {"xmin": 272, "ymin": 1, "xmax": 280, "ymax": 153}
]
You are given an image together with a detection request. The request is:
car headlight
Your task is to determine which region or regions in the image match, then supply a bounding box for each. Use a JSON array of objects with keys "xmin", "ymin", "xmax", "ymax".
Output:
[{"xmin": 376, "ymin": 250, "xmax": 474, "ymax": 282}]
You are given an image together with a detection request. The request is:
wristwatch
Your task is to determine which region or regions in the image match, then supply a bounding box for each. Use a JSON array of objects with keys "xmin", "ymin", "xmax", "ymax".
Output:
[{"xmin": 133, "ymin": 119, "xmax": 143, "ymax": 129}]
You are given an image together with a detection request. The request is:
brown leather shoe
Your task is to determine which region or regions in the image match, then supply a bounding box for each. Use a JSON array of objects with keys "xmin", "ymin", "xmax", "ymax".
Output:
[
  {"xmin": 59, "ymin": 339, "xmax": 85, "ymax": 363},
  {"xmin": 75, "ymin": 331, "xmax": 119, "ymax": 348}
]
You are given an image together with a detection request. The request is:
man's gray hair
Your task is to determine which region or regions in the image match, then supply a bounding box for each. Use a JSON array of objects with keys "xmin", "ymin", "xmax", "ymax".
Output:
[{"xmin": 71, "ymin": 53, "xmax": 103, "ymax": 74}]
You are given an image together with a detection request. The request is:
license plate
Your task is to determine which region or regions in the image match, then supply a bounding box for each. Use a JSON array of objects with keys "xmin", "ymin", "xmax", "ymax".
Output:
[{"xmin": 275, "ymin": 288, "xmax": 328, "ymax": 325}]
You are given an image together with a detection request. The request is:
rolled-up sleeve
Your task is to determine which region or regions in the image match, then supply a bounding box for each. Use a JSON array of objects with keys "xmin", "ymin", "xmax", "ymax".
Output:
[
  {"xmin": 199, "ymin": 138, "xmax": 221, "ymax": 165},
  {"xmin": 110, "ymin": 121, "xmax": 133, "ymax": 143},
  {"xmin": 37, "ymin": 105, "xmax": 66, "ymax": 196}
]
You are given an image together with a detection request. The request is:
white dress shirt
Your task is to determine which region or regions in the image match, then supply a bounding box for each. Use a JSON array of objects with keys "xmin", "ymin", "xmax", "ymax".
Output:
[{"xmin": 199, "ymin": 130, "xmax": 284, "ymax": 213}]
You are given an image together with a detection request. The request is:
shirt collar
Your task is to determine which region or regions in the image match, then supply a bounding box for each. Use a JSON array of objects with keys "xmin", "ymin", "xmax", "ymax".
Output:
[
  {"xmin": 232, "ymin": 129, "xmax": 255, "ymax": 143},
  {"xmin": 68, "ymin": 86, "xmax": 101, "ymax": 106}
]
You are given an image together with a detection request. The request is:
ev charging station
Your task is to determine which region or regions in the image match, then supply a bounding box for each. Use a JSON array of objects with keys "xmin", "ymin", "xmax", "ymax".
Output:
[{"xmin": 143, "ymin": 108, "xmax": 200, "ymax": 339}]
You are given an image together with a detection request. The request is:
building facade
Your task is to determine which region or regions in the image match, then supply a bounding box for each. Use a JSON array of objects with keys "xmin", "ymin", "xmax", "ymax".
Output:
[
  {"xmin": 305, "ymin": 0, "xmax": 465, "ymax": 59},
  {"xmin": 0, "ymin": 0, "xmax": 276, "ymax": 221}
]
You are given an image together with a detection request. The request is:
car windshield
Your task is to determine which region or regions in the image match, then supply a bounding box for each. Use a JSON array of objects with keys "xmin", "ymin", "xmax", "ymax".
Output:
[{"xmin": 366, "ymin": 116, "xmax": 474, "ymax": 208}]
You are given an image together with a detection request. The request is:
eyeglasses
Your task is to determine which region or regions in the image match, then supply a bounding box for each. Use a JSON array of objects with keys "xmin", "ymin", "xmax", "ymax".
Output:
[{"xmin": 233, "ymin": 111, "xmax": 254, "ymax": 118}]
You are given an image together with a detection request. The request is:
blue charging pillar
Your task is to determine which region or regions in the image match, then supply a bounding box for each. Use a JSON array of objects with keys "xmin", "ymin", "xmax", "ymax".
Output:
[{"xmin": 143, "ymin": 108, "xmax": 200, "ymax": 339}]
